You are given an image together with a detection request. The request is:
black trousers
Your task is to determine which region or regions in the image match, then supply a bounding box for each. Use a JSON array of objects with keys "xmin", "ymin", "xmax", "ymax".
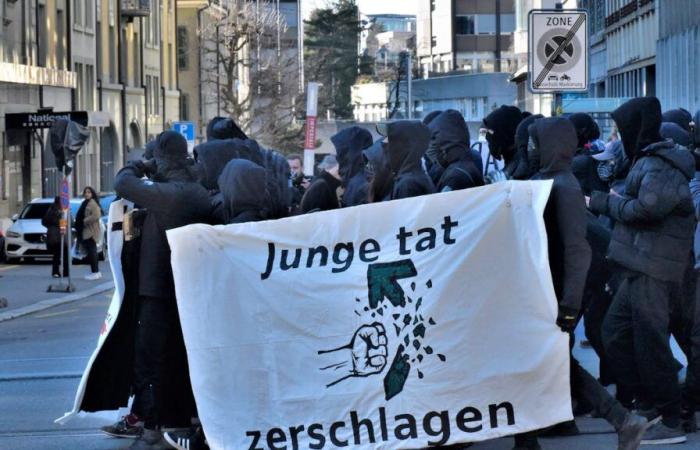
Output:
[
  {"xmin": 603, "ymin": 273, "xmax": 682, "ymax": 425},
  {"xmin": 83, "ymin": 237, "xmax": 99, "ymax": 273},
  {"xmin": 670, "ymin": 270, "xmax": 700, "ymax": 410},
  {"xmin": 49, "ymin": 243, "xmax": 69, "ymax": 276},
  {"xmin": 132, "ymin": 296, "xmax": 197, "ymax": 429}
]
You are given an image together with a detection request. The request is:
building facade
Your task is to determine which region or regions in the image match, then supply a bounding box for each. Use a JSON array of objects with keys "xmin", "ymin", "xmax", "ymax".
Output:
[
  {"xmin": 656, "ymin": 0, "xmax": 700, "ymax": 113},
  {"xmin": 417, "ymin": 0, "xmax": 516, "ymax": 77},
  {"xmin": 604, "ymin": 0, "xmax": 657, "ymax": 98},
  {"xmin": 0, "ymin": 0, "xmax": 179, "ymax": 221}
]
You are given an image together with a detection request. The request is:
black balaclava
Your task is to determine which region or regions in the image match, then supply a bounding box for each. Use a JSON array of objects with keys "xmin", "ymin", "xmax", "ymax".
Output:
[
  {"xmin": 482, "ymin": 105, "xmax": 523, "ymax": 161},
  {"xmin": 331, "ymin": 126, "xmax": 373, "ymax": 186},
  {"xmin": 611, "ymin": 97, "xmax": 663, "ymax": 160},
  {"xmin": 210, "ymin": 118, "xmax": 248, "ymax": 141},
  {"xmin": 153, "ymin": 130, "xmax": 192, "ymax": 182},
  {"xmin": 426, "ymin": 109, "xmax": 470, "ymax": 168},
  {"xmin": 568, "ymin": 113, "xmax": 598, "ymax": 149},
  {"xmin": 143, "ymin": 139, "xmax": 157, "ymax": 160}
]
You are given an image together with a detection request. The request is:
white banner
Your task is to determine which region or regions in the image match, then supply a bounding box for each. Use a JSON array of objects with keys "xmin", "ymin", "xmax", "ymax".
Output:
[{"xmin": 167, "ymin": 181, "xmax": 571, "ymax": 450}]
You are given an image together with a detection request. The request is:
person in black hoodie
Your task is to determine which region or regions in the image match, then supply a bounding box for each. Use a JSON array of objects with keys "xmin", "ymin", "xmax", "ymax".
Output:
[
  {"xmin": 364, "ymin": 139, "xmax": 394, "ymax": 203},
  {"xmin": 569, "ymin": 113, "xmax": 609, "ymax": 195},
  {"xmin": 42, "ymin": 196, "xmax": 69, "ymax": 278},
  {"xmin": 114, "ymin": 131, "xmax": 212, "ymax": 449},
  {"xmin": 482, "ymin": 105, "xmax": 526, "ymax": 182},
  {"xmin": 384, "ymin": 120, "xmax": 436, "ymax": 200},
  {"xmin": 509, "ymin": 113, "xmax": 544, "ymax": 180},
  {"xmin": 662, "ymin": 108, "xmax": 693, "ymax": 133},
  {"xmin": 516, "ymin": 117, "xmax": 648, "ymax": 450},
  {"xmin": 426, "ymin": 110, "xmax": 484, "ymax": 192},
  {"xmin": 299, "ymin": 163, "xmax": 342, "ymax": 213},
  {"xmin": 206, "ymin": 116, "xmax": 248, "ymax": 141},
  {"xmin": 590, "ymin": 97, "xmax": 695, "ymax": 445},
  {"xmin": 332, "ymin": 126, "xmax": 373, "ymax": 207},
  {"xmin": 218, "ymin": 159, "xmax": 269, "ymax": 224}
]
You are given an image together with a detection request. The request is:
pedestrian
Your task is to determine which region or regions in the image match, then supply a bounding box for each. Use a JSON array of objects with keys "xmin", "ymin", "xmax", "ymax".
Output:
[
  {"xmin": 425, "ymin": 110, "xmax": 484, "ymax": 192},
  {"xmin": 662, "ymin": 108, "xmax": 693, "ymax": 132},
  {"xmin": 114, "ymin": 130, "xmax": 212, "ymax": 449},
  {"xmin": 363, "ymin": 139, "xmax": 393, "ymax": 203},
  {"xmin": 382, "ymin": 120, "xmax": 436, "ymax": 200},
  {"xmin": 568, "ymin": 113, "xmax": 609, "ymax": 195},
  {"xmin": 481, "ymin": 105, "xmax": 526, "ymax": 182},
  {"xmin": 332, "ymin": 126, "xmax": 373, "ymax": 207},
  {"xmin": 205, "ymin": 116, "xmax": 247, "ymax": 141},
  {"xmin": 512, "ymin": 113, "xmax": 544, "ymax": 180},
  {"xmin": 41, "ymin": 196, "xmax": 69, "ymax": 278},
  {"xmin": 217, "ymin": 159, "xmax": 269, "ymax": 224},
  {"xmin": 299, "ymin": 159, "xmax": 342, "ymax": 213},
  {"xmin": 590, "ymin": 96, "xmax": 695, "ymax": 444},
  {"xmin": 515, "ymin": 116, "xmax": 648, "ymax": 450},
  {"xmin": 287, "ymin": 153, "xmax": 309, "ymax": 211},
  {"xmin": 75, "ymin": 186, "xmax": 102, "ymax": 280}
]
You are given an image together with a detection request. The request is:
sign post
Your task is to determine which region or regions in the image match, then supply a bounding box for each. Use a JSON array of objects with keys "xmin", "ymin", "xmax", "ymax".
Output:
[
  {"xmin": 303, "ymin": 82, "xmax": 320, "ymax": 177},
  {"xmin": 528, "ymin": 10, "xmax": 588, "ymax": 94},
  {"xmin": 173, "ymin": 121, "xmax": 196, "ymax": 154}
]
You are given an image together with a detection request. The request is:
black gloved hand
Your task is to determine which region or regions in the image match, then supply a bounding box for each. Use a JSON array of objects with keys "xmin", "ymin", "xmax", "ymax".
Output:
[
  {"xmin": 589, "ymin": 191, "xmax": 609, "ymax": 215},
  {"xmin": 556, "ymin": 306, "xmax": 579, "ymax": 333}
]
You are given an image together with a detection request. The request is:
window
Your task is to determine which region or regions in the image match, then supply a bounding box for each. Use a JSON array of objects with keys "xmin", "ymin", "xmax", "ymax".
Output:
[
  {"xmin": 86, "ymin": 0, "xmax": 94, "ymax": 31},
  {"xmin": 38, "ymin": 5, "xmax": 47, "ymax": 67},
  {"xmin": 75, "ymin": 63, "xmax": 84, "ymax": 108},
  {"xmin": 177, "ymin": 26, "xmax": 189, "ymax": 70},
  {"xmin": 180, "ymin": 94, "xmax": 190, "ymax": 121},
  {"xmin": 477, "ymin": 15, "xmax": 496, "ymax": 34},
  {"xmin": 455, "ymin": 16, "xmax": 475, "ymax": 35},
  {"xmin": 57, "ymin": 9, "xmax": 66, "ymax": 69},
  {"xmin": 168, "ymin": 43, "xmax": 173, "ymax": 88},
  {"xmin": 74, "ymin": 0, "xmax": 83, "ymax": 27},
  {"xmin": 86, "ymin": 65, "xmax": 95, "ymax": 110},
  {"xmin": 154, "ymin": 76, "xmax": 160, "ymax": 115},
  {"xmin": 501, "ymin": 14, "xmax": 516, "ymax": 33},
  {"xmin": 146, "ymin": 75, "xmax": 152, "ymax": 113}
]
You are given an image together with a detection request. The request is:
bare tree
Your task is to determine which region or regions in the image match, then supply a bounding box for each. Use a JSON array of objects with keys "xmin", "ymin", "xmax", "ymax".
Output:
[{"xmin": 199, "ymin": 0, "xmax": 304, "ymax": 152}]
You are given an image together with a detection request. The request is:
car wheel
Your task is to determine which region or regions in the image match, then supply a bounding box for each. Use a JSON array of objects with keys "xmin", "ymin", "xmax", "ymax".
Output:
[{"xmin": 5, "ymin": 257, "xmax": 19, "ymax": 264}]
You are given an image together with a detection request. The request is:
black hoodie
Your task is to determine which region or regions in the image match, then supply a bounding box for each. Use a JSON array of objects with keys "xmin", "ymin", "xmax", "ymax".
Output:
[
  {"xmin": 218, "ymin": 159, "xmax": 268, "ymax": 224},
  {"xmin": 482, "ymin": 105, "xmax": 523, "ymax": 162},
  {"xmin": 530, "ymin": 117, "xmax": 592, "ymax": 314},
  {"xmin": 568, "ymin": 113, "xmax": 608, "ymax": 195},
  {"xmin": 300, "ymin": 170, "xmax": 342, "ymax": 213},
  {"xmin": 511, "ymin": 113, "xmax": 543, "ymax": 180},
  {"xmin": 114, "ymin": 131, "xmax": 212, "ymax": 299},
  {"xmin": 591, "ymin": 97, "xmax": 695, "ymax": 283},
  {"xmin": 332, "ymin": 127, "xmax": 373, "ymax": 207},
  {"xmin": 427, "ymin": 110, "xmax": 484, "ymax": 192},
  {"xmin": 363, "ymin": 139, "xmax": 394, "ymax": 203},
  {"xmin": 193, "ymin": 139, "xmax": 264, "ymax": 190},
  {"xmin": 206, "ymin": 117, "xmax": 248, "ymax": 141},
  {"xmin": 385, "ymin": 121, "xmax": 436, "ymax": 200}
]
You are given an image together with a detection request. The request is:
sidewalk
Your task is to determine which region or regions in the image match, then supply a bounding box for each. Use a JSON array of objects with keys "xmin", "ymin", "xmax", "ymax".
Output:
[{"xmin": 0, "ymin": 260, "xmax": 114, "ymax": 322}]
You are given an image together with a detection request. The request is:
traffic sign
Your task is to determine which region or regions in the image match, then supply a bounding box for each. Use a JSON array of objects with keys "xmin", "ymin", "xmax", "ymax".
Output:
[
  {"xmin": 529, "ymin": 10, "xmax": 588, "ymax": 93},
  {"xmin": 173, "ymin": 121, "xmax": 196, "ymax": 153},
  {"xmin": 60, "ymin": 179, "xmax": 70, "ymax": 210}
]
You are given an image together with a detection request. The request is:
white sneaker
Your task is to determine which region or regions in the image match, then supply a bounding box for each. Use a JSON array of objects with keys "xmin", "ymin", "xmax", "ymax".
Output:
[{"xmin": 85, "ymin": 272, "xmax": 102, "ymax": 281}]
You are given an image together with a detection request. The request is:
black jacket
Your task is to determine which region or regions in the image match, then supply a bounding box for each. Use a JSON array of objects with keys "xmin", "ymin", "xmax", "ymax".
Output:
[
  {"xmin": 332, "ymin": 127, "xmax": 372, "ymax": 207},
  {"xmin": 511, "ymin": 114, "xmax": 543, "ymax": 180},
  {"xmin": 42, "ymin": 203, "xmax": 63, "ymax": 248},
  {"xmin": 530, "ymin": 117, "xmax": 592, "ymax": 313},
  {"xmin": 572, "ymin": 149, "xmax": 610, "ymax": 196},
  {"xmin": 591, "ymin": 140, "xmax": 695, "ymax": 283},
  {"xmin": 193, "ymin": 139, "xmax": 264, "ymax": 190},
  {"xmin": 386, "ymin": 121, "xmax": 436, "ymax": 200},
  {"xmin": 427, "ymin": 110, "xmax": 484, "ymax": 192},
  {"xmin": 300, "ymin": 170, "xmax": 342, "ymax": 213},
  {"xmin": 218, "ymin": 159, "xmax": 268, "ymax": 224},
  {"xmin": 114, "ymin": 132, "xmax": 212, "ymax": 299}
]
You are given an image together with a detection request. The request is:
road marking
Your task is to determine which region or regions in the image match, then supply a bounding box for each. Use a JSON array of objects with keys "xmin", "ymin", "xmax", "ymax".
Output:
[
  {"xmin": 0, "ymin": 265, "xmax": 19, "ymax": 272},
  {"xmin": 34, "ymin": 308, "xmax": 79, "ymax": 319}
]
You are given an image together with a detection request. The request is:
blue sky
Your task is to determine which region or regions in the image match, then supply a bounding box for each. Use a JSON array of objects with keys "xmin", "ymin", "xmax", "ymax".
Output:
[{"xmin": 302, "ymin": 0, "xmax": 417, "ymax": 17}]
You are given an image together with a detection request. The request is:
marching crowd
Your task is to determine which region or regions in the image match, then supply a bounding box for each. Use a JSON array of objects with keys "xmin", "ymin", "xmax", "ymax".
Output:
[{"xmin": 99, "ymin": 96, "xmax": 700, "ymax": 450}]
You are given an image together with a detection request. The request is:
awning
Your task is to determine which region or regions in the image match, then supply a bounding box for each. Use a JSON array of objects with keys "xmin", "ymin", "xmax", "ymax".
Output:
[
  {"xmin": 88, "ymin": 111, "xmax": 111, "ymax": 128},
  {"xmin": 510, "ymin": 65, "xmax": 528, "ymax": 83}
]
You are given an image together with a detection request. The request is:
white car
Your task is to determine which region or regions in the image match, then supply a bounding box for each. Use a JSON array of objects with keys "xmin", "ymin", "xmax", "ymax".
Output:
[{"xmin": 4, "ymin": 198, "xmax": 106, "ymax": 263}]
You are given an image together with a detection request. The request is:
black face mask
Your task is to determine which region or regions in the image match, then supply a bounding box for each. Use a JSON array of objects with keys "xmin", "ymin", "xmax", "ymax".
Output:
[
  {"xmin": 597, "ymin": 160, "xmax": 616, "ymax": 182},
  {"xmin": 486, "ymin": 134, "xmax": 502, "ymax": 160}
]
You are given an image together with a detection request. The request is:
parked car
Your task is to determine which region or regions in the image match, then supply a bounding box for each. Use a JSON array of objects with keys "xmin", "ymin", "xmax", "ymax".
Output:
[
  {"xmin": 0, "ymin": 228, "xmax": 5, "ymax": 262},
  {"xmin": 4, "ymin": 198, "xmax": 106, "ymax": 263}
]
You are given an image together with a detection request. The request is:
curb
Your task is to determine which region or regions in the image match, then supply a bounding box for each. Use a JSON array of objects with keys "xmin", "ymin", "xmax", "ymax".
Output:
[{"xmin": 0, "ymin": 281, "xmax": 114, "ymax": 323}]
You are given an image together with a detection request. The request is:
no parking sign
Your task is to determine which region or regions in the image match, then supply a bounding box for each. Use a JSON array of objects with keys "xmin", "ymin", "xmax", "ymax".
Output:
[{"xmin": 529, "ymin": 10, "xmax": 588, "ymax": 93}]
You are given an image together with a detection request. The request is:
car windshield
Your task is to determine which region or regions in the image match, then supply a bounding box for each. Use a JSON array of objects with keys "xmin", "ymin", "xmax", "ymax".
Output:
[{"xmin": 19, "ymin": 203, "xmax": 51, "ymax": 220}]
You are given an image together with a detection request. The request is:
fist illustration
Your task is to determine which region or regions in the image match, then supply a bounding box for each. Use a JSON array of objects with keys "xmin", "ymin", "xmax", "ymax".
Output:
[{"xmin": 350, "ymin": 323, "xmax": 388, "ymax": 376}]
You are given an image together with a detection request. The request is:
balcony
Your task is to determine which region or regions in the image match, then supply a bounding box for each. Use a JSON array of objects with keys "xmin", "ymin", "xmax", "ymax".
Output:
[{"xmin": 121, "ymin": 0, "xmax": 150, "ymax": 18}]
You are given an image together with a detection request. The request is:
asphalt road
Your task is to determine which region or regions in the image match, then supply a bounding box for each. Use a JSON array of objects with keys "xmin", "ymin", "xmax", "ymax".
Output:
[{"xmin": 1, "ymin": 262, "xmax": 699, "ymax": 449}]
